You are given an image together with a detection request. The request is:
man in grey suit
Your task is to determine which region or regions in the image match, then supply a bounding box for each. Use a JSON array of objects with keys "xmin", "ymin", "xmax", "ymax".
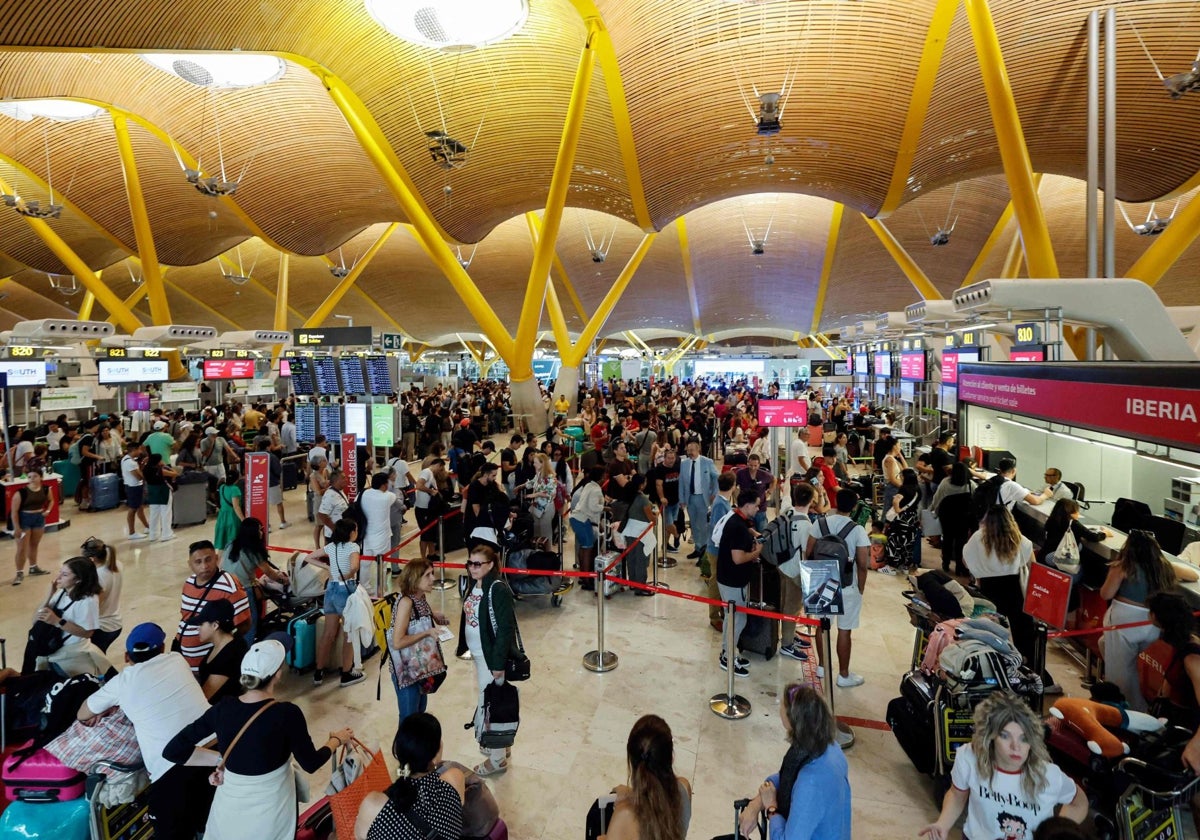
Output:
[{"xmin": 679, "ymin": 438, "xmax": 719, "ymax": 561}]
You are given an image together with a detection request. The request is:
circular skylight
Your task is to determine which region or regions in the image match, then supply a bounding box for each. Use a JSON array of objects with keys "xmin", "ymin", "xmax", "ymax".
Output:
[
  {"xmin": 365, "ymin": 0, "xmax": 529, "ymax": 51},
  {"xmin": 0, "ymin": 100, "xmax": 104, "ymax": 122},
  {"xmin": 141, "ymin": 53, "xmax": 286, "ymax": 89}
]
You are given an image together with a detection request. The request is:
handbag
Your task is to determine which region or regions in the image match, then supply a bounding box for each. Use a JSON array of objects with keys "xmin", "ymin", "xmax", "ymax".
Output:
[
  {"xmin": 1050, "ymin": 527, "xmax": 1081, "ymax": 575},
  {"xmin": 392, "ymin": 598, "xmax": 447, "ymax": 690},
  {"xmin": 487, "ymin": 582, "xmax": 531, "ymax": 682},
  {"xmin": 885, "ymin": 492, "xmax": 917, "ymax": 523},
  {"xmin": 325, "ymin": 738, "xmax": 370, "ymax": 795},
  {"xmin": 209, "ymin": 700, "xmax": 276, "ymax": 787},
  {"xmin": 328, "ymin": 743, "xmax": 391, "ymax": 840},
  {"xmin": 27, "ymin": 591, "xmax": 72, "ymax": 659}
]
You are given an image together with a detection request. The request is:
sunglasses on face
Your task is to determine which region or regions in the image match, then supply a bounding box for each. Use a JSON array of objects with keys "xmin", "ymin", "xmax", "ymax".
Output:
[{"xmin": 466, "ymin": 560, "xmax": 490, "ymax": 569}]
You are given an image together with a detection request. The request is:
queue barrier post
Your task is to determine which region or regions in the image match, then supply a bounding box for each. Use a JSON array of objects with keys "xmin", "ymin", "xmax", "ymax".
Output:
[
  {"xmin": 820, "ymin": 616, "xmax": 855, "ymax": 749},
  {"xmin": 657, "ymin": 511, "xmax": 677, "ymax": 571},
  {"xmin": 432, "ymin": 517, "xmax": 454, "ymax": 591},
  {"xmin": 710, "ymin": 601, "xmax": 751, "ymax": 720},
  {"xmin": 582, "ymin": 566, "xmax": 618, "ymax": 673}
]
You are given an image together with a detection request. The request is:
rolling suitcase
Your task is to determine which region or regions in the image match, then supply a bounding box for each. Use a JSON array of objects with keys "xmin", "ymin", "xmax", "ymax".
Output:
[
  {"xmin": 282, "ymin": 460, "xmax": 300, "ymax": 491},
  {"xmin": 711, "ymin": 797, "xmax": 768, "ymax": 839},
  {"xmin": 594, "ymin": 551, "xmax": 622, "ymax": 598},
  {"xmin": 287, "ymin": 606, "xmax": 322, "ymax": 672},
  {"xmin": 585, "ymin": 794, "xmax": 616, "ymax": 840},
  {"xmin": 3, "ymin": 741, "xmax": 87, "ymax": 802},
  {"xmin": 52, "ymin": 460, "xmax": 79, "ymax": 498},
  {"xmin": 88, "ymin": 472, "xmax": 121, "ymax": 512},
  {"xmin": 172, "ymin": 469, "xmax": 209, "ymax": 527},
  {"xmin": 886, "ymin": 670, "xmax": 938, "ymax": 775},
  {"xmin": 0, "ymin": 797, "xmax": 90, "ymax": 839},
  {"xmin": 738, "ymin": 564, "xmax": 780, "ymax": 660}
]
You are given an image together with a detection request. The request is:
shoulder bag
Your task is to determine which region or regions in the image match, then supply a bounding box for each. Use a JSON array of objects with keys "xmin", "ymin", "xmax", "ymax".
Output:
[
  {"xmin": 885, "ymin": 491, "xmax": 919, "ymax": 523},
  {"xmin": 171, "ymin": 575, "xmax": 221, "ymax": 652},
  {"xmin": 27, "ymin": 591, "xmax": 73, "ymax": 659},
  {"xmin": 487, "ymin": 581, "xmax": 530, "ymax": 682},
  {"xmin": 209, "ymin": 700, "xmax": 276, "ymax": 786},
  {"xmin": 1049, "ymin": 527, "xmax": 1081, "ymax": 574}
]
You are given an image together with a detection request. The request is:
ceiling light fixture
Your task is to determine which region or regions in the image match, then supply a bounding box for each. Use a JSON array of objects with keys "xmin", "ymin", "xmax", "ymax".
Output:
[
  {"xmin": 365, "ymin": 0, "xmax": 529, "ymax": 51},
  {"xmin": 0, "ymin": 99, "xmax": 103, "ymax": 122},
  {"xmin": 141, "ymin": 53, "xmax": 286, "ymax": 88}
]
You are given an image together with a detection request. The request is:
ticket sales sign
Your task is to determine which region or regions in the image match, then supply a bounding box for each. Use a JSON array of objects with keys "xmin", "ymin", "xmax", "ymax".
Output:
[
  {"xmin": 757, "ymin": 399, "xmax": 809, "ymax": 427},
  {"xmin": 341, "ymin": 433, "xmax": 359, "ymax": 502},
  {"xmin": 244, "ymin": 452, "xmax": 270, "ymax": 534},
  {"xmin": 957, "ymin": 363, "xmax": 1200, "ymax": 451}
]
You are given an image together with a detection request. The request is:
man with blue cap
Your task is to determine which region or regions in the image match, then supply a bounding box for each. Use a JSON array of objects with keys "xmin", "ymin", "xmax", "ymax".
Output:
[{"xmin": 78, "ymin": 622, "xmax": 214, "ymax": 839}]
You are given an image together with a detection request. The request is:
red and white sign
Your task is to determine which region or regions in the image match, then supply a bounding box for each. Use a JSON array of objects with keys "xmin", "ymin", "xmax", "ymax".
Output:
[
  {"xmin": 203, "ymin": 359, "xmax": 256, "ymax": 380},
  {"xmin": 1009, "ymin": 347, "xmax": 1046, "ymax": 362},
  {"xmin": 958, "ymin": 370, "xmax": 1200, "ymax": 451},
  {"xmin": 873, "ymin": 353, "xmax": 891, "ymax": 376},
  {"xmin": 341, "ymin": 433, "xmax": 358, "ymax": 502},
  {"xmin": 900, "ymin": 352, "xmax": 925, "ymax": 381},
  {"xmin": 1023, "ymin": 563, "xmax": 1073, "ymax": 630},
  {"xmin": 244, "ymin": 452, "xmax": 270, "ymax": 534},
  {"xmin": 941, "ymin": 352, "xmax": 959, "ymax": 385},
  {"xmin": 757, "ymin": 399, "xmax": 808, "ymax": 427}
]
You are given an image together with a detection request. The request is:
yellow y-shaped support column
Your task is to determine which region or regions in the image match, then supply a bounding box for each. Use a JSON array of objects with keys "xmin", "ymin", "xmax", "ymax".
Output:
[
  {"xmin": 861, "ymin": 216, "xmax": 944, "ymax": 301},
  {"xmin": 305, "ymin": 224, "xmax": 398, "ymax": 327}
]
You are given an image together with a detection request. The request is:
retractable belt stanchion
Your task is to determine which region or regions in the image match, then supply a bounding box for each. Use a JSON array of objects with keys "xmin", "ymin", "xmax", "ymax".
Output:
[
  {"xmin": 657, "ymin": 510, "xmax": 676, "ymax": 570},
  {"xmin": 582, "ymin": 565, "xmax": 618, "ymax": 673},
  {"xmin": 432, "ymin": 515, "xmax": 454, "ymax": 591},
  {"xmin": 1032, "ymin": 622, "xmax": 1049, "ymax": 714},
  {"xmin": 820, "ymin": 616, "xmax": 855, "ymax": 748},
  {"xmin": 710, "ymin": 601, "xmax": 751, "ymax": 719}
]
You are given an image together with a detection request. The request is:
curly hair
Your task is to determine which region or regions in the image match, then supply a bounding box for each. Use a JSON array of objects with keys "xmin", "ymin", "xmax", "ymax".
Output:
[{"xmin": 971, "ymin": 692, "xmax": 1050, "ymax": 801}]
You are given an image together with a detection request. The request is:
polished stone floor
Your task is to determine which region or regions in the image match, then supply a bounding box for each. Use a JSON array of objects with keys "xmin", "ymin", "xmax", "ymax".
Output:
[{"xmin": 0, "ymin": 451, "xmax": 1097, "ymax": 839}]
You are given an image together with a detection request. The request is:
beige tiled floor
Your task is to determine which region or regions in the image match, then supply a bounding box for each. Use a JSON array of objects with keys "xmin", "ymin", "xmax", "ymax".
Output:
[{"xmin": 0, "ymin": 466, "xmax": 1094, "ymax": 839}]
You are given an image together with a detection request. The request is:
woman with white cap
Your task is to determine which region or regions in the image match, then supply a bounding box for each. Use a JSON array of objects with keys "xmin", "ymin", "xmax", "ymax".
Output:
[{"xmin": 163, "ymin": 638, "xmax": 353, "ymax": 839}]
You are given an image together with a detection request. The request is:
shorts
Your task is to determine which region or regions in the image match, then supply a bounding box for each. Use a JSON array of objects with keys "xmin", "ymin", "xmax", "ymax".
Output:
[
  {"xmin": 322, "ymin": 581, "xmax": 355, "ymax": 615},
  {"xmin": 569, "ymin": 517, "xmax": 596, "ymax": 549},
  {"xmin": 415, "ymin": 506, "xmax": 437, "ymax": 539},
  {"xmin": 18, "ymin": 511, "xmax": 45, "ymax": 530},
  {"xmin": 833, "ymin": 583, "xmax": 862, "ymax": 631},
  {"xmin": 268, "ymin": 484, "xmax": 283, "ymax": 506},
  {"xmin": 662, "ymin": 503, "xmax": 680, "ymax": 527},
  {"xmin": 125, "ymin": 484, "xmax": 145, "ymax": 509}
]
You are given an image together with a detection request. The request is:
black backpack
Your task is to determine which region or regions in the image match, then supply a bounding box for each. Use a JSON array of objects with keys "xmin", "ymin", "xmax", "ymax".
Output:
[
  {"xmin": 342, "ymin": 496, "xmax": 369, "ymax": 541},
  {"xmin": 812, "ymin": 516, "xmax": 860, "ymax": 586},
  {"xmin": 970, "ymin": 475, "xmax": 1007, "ymax": 523}
]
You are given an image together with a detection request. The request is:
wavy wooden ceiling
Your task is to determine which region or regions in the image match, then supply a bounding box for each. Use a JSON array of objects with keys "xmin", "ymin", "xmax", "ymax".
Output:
[{"xmin": 0, "ymin": 0, "xmax": 1197, "ymax": 346}]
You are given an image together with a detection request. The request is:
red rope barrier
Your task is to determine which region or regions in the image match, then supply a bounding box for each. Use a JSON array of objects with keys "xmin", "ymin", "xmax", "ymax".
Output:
[
  {"xmin": 601, "ymin": 520, "xmax": 656, "ymax": 574},
  {"xmin": 606, "ymin": 574, "xmax": 822, "ymax": 627}
]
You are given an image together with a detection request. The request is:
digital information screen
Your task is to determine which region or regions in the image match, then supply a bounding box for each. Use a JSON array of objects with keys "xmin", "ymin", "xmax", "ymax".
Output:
[
  {"xmin": 1009, "ymin": 347, "xmax": 1046, "ymax": 362},
  {"xmin": 318, "ymin": 404, "xmax": 342, "ymax": 440},
  {"xmin": 202, "ymin": 359, "xmax": 256, "ymax": 380},
  {"xmin": 279, "ymin": 359, "xmax": 292, "ymax": 377},
  {"xmin": 338, "ymin": 357, "xmax": 366, "ymax": 396},
  {"xmin": 312, "ymin": 357, "xmax": 340, "ymax": 396},
  {"xmin": 940, "ymin": 348, "xmax": 979, "ymax": 385},
  {"xmin": 0, "ymin": 361, "xmax": 47, "ymax": 387},
  {"xmin": 289, "ymin": 357, "xmax": 314, "ymax": 396},
  {"xmin": 900, "ymin": 352, "xmax": 926, "ymax": 382},
  {"xmin": 874, "ymin": 353, "xmax": 892, "ymax": 377},
  {"xmin": 98, "ymin": 359, "xmax": 170, "ymax": 384},
  {"xmin": 295, "ymin": 403, "xmax": 317, "ymax": 443},
  {"xmin": 344, "ymin": 403, "xmax": 368, "ymax": 445},
  {"xmin": 365, "ymin": 355, "xmax": 393, "ymax": 395}
]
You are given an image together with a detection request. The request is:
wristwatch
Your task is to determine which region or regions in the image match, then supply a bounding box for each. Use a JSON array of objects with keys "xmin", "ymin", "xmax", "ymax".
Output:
[{"xmin": 58, "ymin": 618, "xmax": 66, "ymax": 628}]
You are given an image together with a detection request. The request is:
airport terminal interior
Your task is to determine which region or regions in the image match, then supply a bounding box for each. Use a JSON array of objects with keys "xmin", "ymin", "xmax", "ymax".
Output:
[{"xmin": 2, "ymin": 0, "xmax": 1200, "ymax": 837}]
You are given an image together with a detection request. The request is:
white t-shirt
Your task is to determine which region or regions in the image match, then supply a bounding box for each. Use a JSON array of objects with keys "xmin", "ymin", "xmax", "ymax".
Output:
[
  {"xmin": 309, "ymin": 445, "xmax": 329, "ymax": 466},
  {"xmin": 46, "ymin": 429, "xmax": 64, "ymax": 451},
  {"xmin": 48, "ymin": 591, "xmax": 100, "ymax": 648},
  {"xmin": 359, "ymin": 488, "xmax": 397, "ymax": 555},
  {"xmin": 85, "ymin": 653, "xmax": 211, "ymax": 782},
  {"xmin": 318, "ymin": 488, "xmax": 349, "ymax": 538},
  {"xmin": 95, "ymin": 565, "xmax": 123, "ymax": 633},
  {"xmin": 963, "ymin": 532, "xmax": 1034, "ymax": 580},
  {"xmin": 790, "ymin": 438, "xmax": 811, "ymax": 474},
  {"xmin": 415, "ymin": 467, "xmax": 437, "ymax": 509},
  {"xmin": 950, "ymin": 744, "xmax": 1077, "ymax": 840},
  {"xmin": 385, "ymin": 458, "xmax": 411, "ymax": 496},
  {"xmin": 121, "ymin": 454, "xmax": 142, "ymax": 487},
  {"xmin": 998, "ymin": 479, "xmax": 1034, "ymax": 510}
]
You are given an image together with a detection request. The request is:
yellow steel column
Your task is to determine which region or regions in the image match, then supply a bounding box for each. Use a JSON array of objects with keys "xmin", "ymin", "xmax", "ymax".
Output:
[
  {"xmin": 1125, "ymin": 193, "xmax": 1200, "ymax": 287},
  {"xmin": 77, "ymin": 290, "xmax": 96, "ymax": 321},
  {"xmin": 112, "ymin": 112, "xmax": 171, "ymax": 325},
  {"xmin": 964, "ymin": 0, "xmax": 1058, "ymax": 279},
  {"xmin": 562, "ymin": 233, "xmax": 655, "ymax": 365},
  {"xmin": 165, "ymin": 279, "xmax": 243, "ymax": 330},
  {"xmin": 1000, "ymin": 230, "xmax": 1025, "ymax": 279},
  {"xmin": 513, "ymin": 28, "xmax": 598, "ymax": 377},
  {"xmin": 106, "ymin": 285, "xmax": 149, "ymax": 326},
  {"xmin": 304, "ymin": 224, "xmax": 397, "ymax": 327},
  {"xmin": 544, "ymin": 281, "xmax": 575, "ymax": 354},
  {"xmin": 962, "ymin": 200, "xmax": 1016, "ymax": 287},
  {"xmin": 810, "ymin": 204, "xmax": 844, "ymax": 333},
  {"xmin": 274, "ymin": 252, "xmax": 290, "ymax": 332},
  {"xmin": 408, "ymin": 344, "xmax": 429, "ymax": 363},
  {"xmin": 861, "ymin": 215, "xmax": 944, "ymax": 300},
  {"xmin": 0, "ymin": 176, "xmax": 141, "ymax": 334},
  {"xmin": 675, "ymin": 218, "xmax": 703, "ymax": 335}
]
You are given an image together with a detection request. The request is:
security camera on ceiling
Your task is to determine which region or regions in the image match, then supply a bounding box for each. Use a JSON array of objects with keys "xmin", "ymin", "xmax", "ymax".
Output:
[
  {"xmin": 930, "ymin": 230, "xmax": 952, "ymax": 246},
  {"xmin": 1164, "ymin": 61, "xmax": 1200, "ymax": 98},
  {"xmin": 1133, "ymin": 217, "xmax": 1171, "ymax": 236},
  {"xmin": 757, "ymin": 92, "xmax": 781, "ymax": 135},
  {"xmin": 591, "ymin": 249, "xmax": 606, "ymax": 263},
  {"xmin": 751, "ymin": 240, "xmax": 766, "ymax": 256},
  {"xmin": 329, "ymin": 265, "xmax": 351, "ymax": 279}
]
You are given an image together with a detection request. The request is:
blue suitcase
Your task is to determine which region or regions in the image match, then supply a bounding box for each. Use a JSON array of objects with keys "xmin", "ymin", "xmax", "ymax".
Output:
[
  {"xmin": 287, "ymin": 607, "xmax": 322, "ymax": 672},
  {"xmin": 89, "ymin": 472, "xmax": 121, "ymax": 512},
  {"xmin": 0, "ymin": 797, "xmax": 90, "ymax": 839}
]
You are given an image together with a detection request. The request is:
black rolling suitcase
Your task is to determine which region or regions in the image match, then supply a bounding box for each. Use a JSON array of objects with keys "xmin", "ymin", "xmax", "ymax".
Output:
[
  {"xmin": 282, "ymin": 460, "xmax": 299, "ymax": 491},
  {"xmin": 886, "ymin": 669, "xmax": 939, "ymax": 775},
  {"xmin": 738, "ymin": 564, "xmax": 780, "ymax": 660},
  {"xmin": 711, "ymin": 797, "xmax": 768, "ymax": 839}
]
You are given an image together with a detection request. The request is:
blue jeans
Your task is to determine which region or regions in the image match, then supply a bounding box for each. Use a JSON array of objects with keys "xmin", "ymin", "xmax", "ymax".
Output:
[
  {"xmin": 569, "ymin": 517, "xmax": 597, "ymax": 549},
  {"xmin": 393, "ymin": 672, "xmax": 428, "ymax": 726},
  {"xmin": 686, "ymin": 494, "xmax": 710, "ymax": 549}
]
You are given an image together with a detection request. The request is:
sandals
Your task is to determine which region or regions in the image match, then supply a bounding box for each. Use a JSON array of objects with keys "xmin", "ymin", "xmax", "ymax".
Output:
[{"xmin": 474, "ymin": 758, "xmax": 509, "ymax": 777}]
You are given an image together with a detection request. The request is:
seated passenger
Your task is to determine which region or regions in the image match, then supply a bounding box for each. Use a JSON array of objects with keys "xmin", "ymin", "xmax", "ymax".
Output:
[
  {"xmin": 354, "ymin": 713, "xmax": 465, "ymax": 840},
  {"xmin": 25, "ymin": 557, "xmax": 114, "ymax": 678},
  {"xmin": 193, "ymin": 600, "xmax": 248, "ymax": 703},
  {"xmin": 602, "ymin": 714, "xmax": 692, "ymax": 840},
  {"xmin": 739, "ymin": 683, "xmax": 851, "ymax": 839}
]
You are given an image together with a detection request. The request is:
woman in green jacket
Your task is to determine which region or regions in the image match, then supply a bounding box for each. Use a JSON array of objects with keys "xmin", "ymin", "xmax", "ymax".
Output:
[{"xmin": 457, "ymin": 543, "xmax": 518, "ymax": 777}]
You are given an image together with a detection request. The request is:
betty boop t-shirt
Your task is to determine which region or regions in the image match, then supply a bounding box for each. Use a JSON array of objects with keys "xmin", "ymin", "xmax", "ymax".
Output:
[{"xmin": 950, "ymin": 744, "xmax": 1077, "ymax": 840}]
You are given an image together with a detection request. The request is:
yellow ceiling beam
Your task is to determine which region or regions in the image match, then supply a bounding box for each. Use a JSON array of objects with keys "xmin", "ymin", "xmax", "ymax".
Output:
[
  {"xmin": 304, "ymin": 223, "xmax": 398, "ymax": 327},
  {"xmin": 105, "ymin": 284, "xmax": 149, "ymax": 328},
  {"xmin": 163, "ymin": 278, "xmax": 243, "ymax": 330},
  {"xmin": 77, "ymin": 290, "xmax": 96, "ymax": 321},
  {"xmin": 408, "ymin": 343, "xmax": 429, "ymax": 363},
  {"xmin": 274, "ymin": 252, "xmax": 290, "ymax": 332},
  {"xmin": 861, "ymin": 215, "xmax": 944, "ymax": 301},
  {"xmin": 112, "ymin": 112, "xmax": 171, "ymax": 326},
  {"xmin": 215, "ymin": 251, "xmax": 305, "ymax": 321},
  {"xmin": 1125, "ymin": 193, "xmax": 1200, "ymax": 287},
  {"xmin": 964, "ymin": 0, "xmax": 1058, "ymax": 279},
  {"xmin": 566, "ymin": 1, "xmax": 654, "ymax": 232},
  {"xmin": 0, "ymin": 152, "xmax": 130, "ymax": 254},
  {"xmin": 676, "ymin": 217, "xmax": 702, "ymax": 335},
  {"xmin": 878, "ymin": 0, "xmax": 961, "ymax": 217},
  {"xmin": 550, "ymin": 251, "xmax": 589, "ymax": 322},
  {"xmin": 1000, "ymin": 228, "xmax": 1025, "ymax": 279},
  {"xmin": 457, "ymin": 336, "xmax": 483, "ymax": 364},
  {"xmin": 594, "ymin": 339, "xmax": 608, "ymax": 354},
  {"xmin": 962, "ymin": 197, "xmax": 1016, "ymax": 287},
  {"xmin": 565, "ymin": 233, "xmax": 655, "ymax": 366},
  {"xmin": 810, "ymin": 203, "xmax": 845, "ymax": 333},
  {"xmin": 351, "ymin": 287, "xmax": 407, "ymax": 335},
  {"xmin": 515, "ymin": 31, "xmax": 597, "ymax": 378},
  {"xmin": 544, "ymin": 280, "xmax": 575, "ymax": 354},
  {"xmin": 624, "ymin": 330, "xmax": 653, "ymax": 355}
]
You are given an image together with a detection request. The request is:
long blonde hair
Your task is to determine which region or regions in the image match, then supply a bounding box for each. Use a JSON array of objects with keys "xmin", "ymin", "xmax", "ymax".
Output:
[
  {"xmin": 971, "ymin": 692, "xmax": 1050, "ymax": 801},
  {"xmin": 534, "ymin": 452, "xmax": 554, "ymax": 480},
  {"xmin": 980, "ymin": 505, "xmax": 1022, "ymax": 563}
]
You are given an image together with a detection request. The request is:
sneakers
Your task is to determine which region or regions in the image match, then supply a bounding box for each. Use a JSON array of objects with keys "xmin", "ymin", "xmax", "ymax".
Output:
[
  {"xmin": 816, "ymin": 665, "xmax": 824, "ymax": 678},
  {"xmin": 719, "ymin": 653, "xmax": 750, "ymax": 677},
  {"xmin": 793, "ymin": 635, "xmax": 812, "ymax": 649},
  {"xmin": 875, "ymin": 565, "xmax": 898, "ymax": 576},
  {"xmin": 340, "ymin": 670, "xmax": 365, "ymax": 687},
  {"xmin": 27, "ymin": 565, "xmax": 49, "ymax": 576},
  {"xmin": 128, "ymin": 533, "xmax": 147, "ymax": 541},
  {"xmin": 279, "ymin": 521, "xmax": 292, "ymax": 530},
  {"xmin": 312, "ymin": 668, "xmax": 324, "ymax": 686},
  {"xmin": 836, "ymin": 672, "xmax": 865, "ymax": 688},
  {"xmin": 1043, "ymin": 683, "xmax": 1064, "ymax": 696},
  {"xmin": 12, "ymin": 571, "xmax": 22, "ymax": 586},
  {"xmin": 778, "ymin": 644, "xmax": 808, "ymax": 662}
]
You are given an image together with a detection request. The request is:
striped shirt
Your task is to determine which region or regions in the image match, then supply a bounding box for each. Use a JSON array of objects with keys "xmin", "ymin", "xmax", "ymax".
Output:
[{"xmin": 176, "ymin": 572, "xmax": 250, "ymax": 671}]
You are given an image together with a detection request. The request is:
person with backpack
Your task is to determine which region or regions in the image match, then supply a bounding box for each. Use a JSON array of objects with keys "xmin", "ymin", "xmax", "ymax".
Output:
[
  {"xmin": 973, "ymin": 457, "xmax": 1052, "ymax": 520},
  {"xmin": 307, "ymin": 518, "xmax": 366, "ymax": 688},
  {"xmin": 777, "ymin": 482, "xmax": 818, "ymax": 662},
  {"xmin": 805, "ymin": 489, "xmax": 872, "ymax": 688},
  {"xmin": 715, "ymin": 489, "xmax": 765, "ymax": 678}
]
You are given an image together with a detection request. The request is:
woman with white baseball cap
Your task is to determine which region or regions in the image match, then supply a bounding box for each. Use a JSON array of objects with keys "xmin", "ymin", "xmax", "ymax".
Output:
[{"xmin": 164, "ymin": 638, "xmax": 354, "ymax": 839}]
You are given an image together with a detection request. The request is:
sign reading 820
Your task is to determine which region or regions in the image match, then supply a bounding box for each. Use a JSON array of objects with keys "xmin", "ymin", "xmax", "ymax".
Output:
[{"xmin": 9, "ymin": 346, "xmax": 35, "ymax": 357}]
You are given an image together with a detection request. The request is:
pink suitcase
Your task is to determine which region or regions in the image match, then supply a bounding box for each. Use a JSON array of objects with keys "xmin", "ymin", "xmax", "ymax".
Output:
[{"xmin": 2, "ymin": 740, "xmax": 86, "ymax": 803}]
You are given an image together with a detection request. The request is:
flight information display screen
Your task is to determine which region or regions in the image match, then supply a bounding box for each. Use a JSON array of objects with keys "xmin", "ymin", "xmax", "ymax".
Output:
[
  {"xmin": 295, "ymin": 403, "xmax": 317, "ymax": 443},
  {"xmin": 312, "ymin": 357, "xmax": 340, "ymax": 395},
  {"xmin": 338, "ymin": 357, "xmax": 366, "ymax": 396},
  {"xmin": 318, "ymin": 404, "xmax": 342, "ymax": 440},
  {"xmin": 289, "ymin": 357, "xmax": 314, "ymax": 396},
  {"xmin": 365, "ymin": 355, "xmax": 393, "ymax": 395}
]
